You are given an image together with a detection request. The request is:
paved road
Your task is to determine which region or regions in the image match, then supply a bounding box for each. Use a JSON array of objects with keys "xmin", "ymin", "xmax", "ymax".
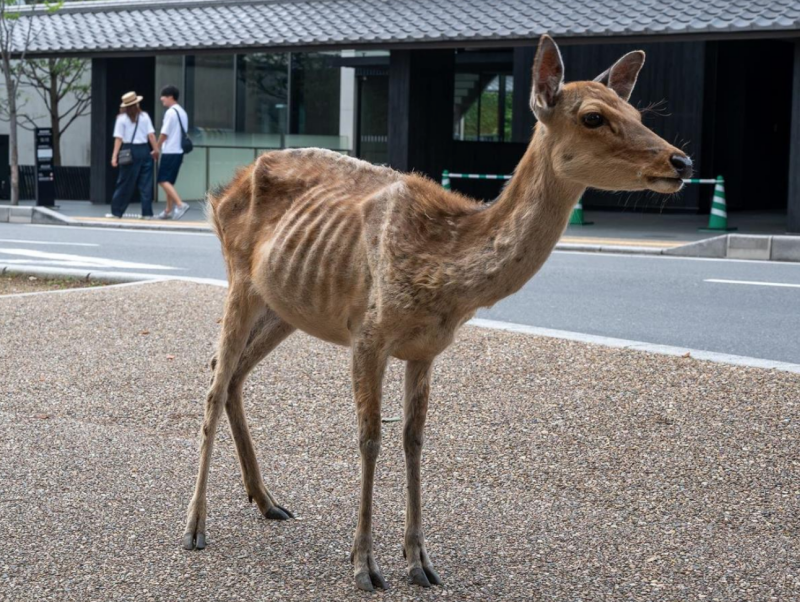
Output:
[{"xmin": 1, "ymin": 222, "xmax": 799, "ymax": 363}]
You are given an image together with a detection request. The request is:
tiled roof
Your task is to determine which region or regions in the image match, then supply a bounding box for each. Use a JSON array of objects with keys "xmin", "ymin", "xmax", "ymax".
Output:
[{"xmin": 12, "ymin": 0, "xmax": 800, "ymax": 56}]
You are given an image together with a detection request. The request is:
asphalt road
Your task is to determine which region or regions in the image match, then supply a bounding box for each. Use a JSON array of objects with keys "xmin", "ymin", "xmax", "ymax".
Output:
[{"xmin": 1, "ymin": 222, "xmax": 799, "ymax": 363}]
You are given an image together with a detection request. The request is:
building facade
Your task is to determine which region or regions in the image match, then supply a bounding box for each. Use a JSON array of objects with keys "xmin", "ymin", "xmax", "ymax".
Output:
[{"xmin": 7, "ymin": 0, "xmax": 800, "ymax": 232}]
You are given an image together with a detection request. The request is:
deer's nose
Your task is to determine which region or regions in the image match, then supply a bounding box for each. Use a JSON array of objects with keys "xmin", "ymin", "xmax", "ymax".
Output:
[{"xmin": 670, "ymin": 154, "xmax": 692, "ymax": 177}]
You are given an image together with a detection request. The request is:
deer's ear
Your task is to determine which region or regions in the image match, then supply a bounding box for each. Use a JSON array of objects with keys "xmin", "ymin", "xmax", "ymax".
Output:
[
  {"xmin": 530, "ymin": 35, "xmax": 564, "ymax": 114},
  {"xmin": 594, "ymin": 51, "xmax": 645, "ymax": 102}
]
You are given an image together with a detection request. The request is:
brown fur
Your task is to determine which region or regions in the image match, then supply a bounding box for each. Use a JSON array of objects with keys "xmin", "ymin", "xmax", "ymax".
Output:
[{"xmin": 183, "ymin": 36, "xmax": 690, "ymax": 591}]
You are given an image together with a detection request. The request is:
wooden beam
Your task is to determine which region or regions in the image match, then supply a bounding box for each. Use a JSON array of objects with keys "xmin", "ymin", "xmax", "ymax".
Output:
[
  {"xmin": 511, "ymin": 47, "xmax": 535, "ymax": 143},
  {"xmin": 388, "ymin": 49, "xmax": 455, "ymax": 179},
  {"xmin": 789, "ymin": 41, "xmax": 800, "ymax": 233},
  {"xmin": 89, "ymin": 58, "xmax": 109, "ymax": 204}
]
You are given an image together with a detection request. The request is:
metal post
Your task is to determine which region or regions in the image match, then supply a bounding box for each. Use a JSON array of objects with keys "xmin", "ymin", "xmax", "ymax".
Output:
[{"xmin": 205, "ymin": 147, "xmax": 210, "ymax": 195}]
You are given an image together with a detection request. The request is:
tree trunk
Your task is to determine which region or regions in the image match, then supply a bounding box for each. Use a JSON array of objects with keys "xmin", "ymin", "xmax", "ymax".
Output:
[
  {"xmin": 49, "ymin": 59, "xmax": 61, "ymax": 167},
  {"xmin": 3, "ymin": 60, "xmax": 20, "ymax": 206},
  {"xmin": 9, "ymin": 92, "xmax": 19, "ymax": 206}
]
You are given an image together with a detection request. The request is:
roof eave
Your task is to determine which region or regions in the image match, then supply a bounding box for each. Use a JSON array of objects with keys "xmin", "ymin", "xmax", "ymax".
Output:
[{"xmin": 16, "ymin": 28, "xmax": 800, "ymax": 60}]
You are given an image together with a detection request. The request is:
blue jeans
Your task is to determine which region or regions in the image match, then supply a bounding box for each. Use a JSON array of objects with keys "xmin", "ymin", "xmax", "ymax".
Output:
[{"xmin": 111, "ymin": 143, "xmax": 153, "ymax": 217}]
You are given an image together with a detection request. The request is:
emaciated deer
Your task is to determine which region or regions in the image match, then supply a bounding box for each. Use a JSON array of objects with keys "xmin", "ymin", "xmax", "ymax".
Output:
[{"xmin": 182, "ymin": 35, "xmax": 692, "ymax": 591}]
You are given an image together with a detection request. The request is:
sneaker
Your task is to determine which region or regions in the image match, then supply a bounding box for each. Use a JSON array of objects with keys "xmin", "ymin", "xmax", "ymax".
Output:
[
  {"xmin": 104, "ymin": 213, "xmax": 122, "ymax": 219},
  {"xmin": 140, "ymin": 215, "xmax": 153, "ymax": 220},
  {"xmin": 156, "ymin": 210, "xmax": 173, "ymax": 220},
  {"xmin": 173, "ymin": 203, "xmax": 191, "ymax": 220}
]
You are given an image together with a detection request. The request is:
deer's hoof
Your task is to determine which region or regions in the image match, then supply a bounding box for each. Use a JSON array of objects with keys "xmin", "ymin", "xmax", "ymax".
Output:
[
  {"xmin": 405, "ymin": 545, "xmax": 442, "ymax": 587},
  {"xmin": 264, "ymin": 504, "xmax": 294, "ymax": 520},
  {"xmin": 354, "ymin": 568, "xmax": 387, "ymax": 592},
  {"xmin": 182, "ymin": 530, "xmax": 206, "ymax": 550},
  {"xmin": 182, "ymin": 509, "xmax": 207, "ymax": 550},
  {"xmin": 352, "ymin": 548, "xmax": 387, "ymax": 592},
  {"xmin": 409, "ymin": 565, "xmax": 441, "ymax": 588}
]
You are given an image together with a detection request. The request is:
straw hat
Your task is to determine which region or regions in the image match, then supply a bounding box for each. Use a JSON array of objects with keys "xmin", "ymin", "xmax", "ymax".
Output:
[{"xmin": 120, "ymin": 91, "xmax": 143, "ymax": 108}]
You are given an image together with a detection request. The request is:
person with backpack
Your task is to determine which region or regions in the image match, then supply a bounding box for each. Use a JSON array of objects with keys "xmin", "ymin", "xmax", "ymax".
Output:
[
  {"xmin": 154, "ymin": 85, "xmax": 192, "ymax": 220},
  {"xmin": 109, "ymin": 92, "xmax": 159, "ymax": 219}
]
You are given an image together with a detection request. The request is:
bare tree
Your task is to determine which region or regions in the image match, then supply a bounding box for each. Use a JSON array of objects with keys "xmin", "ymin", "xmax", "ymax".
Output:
[
  {"xmin": 16, "ymin": 58, "xmax": 90, "ymax": 166},
  {"xmin": 0, "ymin": 0, "xmax": 59, "ymax": 204}
]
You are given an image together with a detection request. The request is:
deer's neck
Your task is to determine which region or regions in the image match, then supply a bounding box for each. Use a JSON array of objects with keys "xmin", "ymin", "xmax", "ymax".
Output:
[{"xmin": 455, "ymin": 126, "xmax": 584, "ymax": 308}]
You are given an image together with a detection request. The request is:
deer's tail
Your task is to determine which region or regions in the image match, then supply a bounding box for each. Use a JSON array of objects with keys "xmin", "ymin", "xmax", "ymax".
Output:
[{"xmin": 205, "ymin": 188, "xmax": 224, "ymax": 243}]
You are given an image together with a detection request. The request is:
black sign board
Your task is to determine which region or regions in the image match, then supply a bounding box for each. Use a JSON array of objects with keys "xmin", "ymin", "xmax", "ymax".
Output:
[{"xmin": 35, "ymin": 127, "xmax": 55, "ymax": 207}]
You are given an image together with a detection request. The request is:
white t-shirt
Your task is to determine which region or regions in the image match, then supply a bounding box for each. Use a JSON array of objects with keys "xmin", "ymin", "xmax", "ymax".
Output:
[
  {"xmin": 113, "ymin": 111, "xmax": 155, "ymax": 144},
  {"xmin": 160, "ymin": 104, "xmax": 189, "ymax": 155}
]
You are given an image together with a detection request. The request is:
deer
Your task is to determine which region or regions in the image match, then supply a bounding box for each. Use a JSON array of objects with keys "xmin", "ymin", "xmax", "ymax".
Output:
[{"xmin": 181, "ymin": 35, "xmax": 693, "ymax": 592}]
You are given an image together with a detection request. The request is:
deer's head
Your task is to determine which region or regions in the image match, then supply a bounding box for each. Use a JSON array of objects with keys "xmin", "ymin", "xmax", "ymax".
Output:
[{"xmin": 531, "ymin": 35, "xmax": 692, "ymax": 194}]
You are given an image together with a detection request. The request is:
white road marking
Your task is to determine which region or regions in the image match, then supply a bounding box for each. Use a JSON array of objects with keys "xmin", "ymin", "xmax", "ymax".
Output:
[
  {"xmin": 0, "ymin": 238, "xmax": 100, "ymax": 247},
  {"xmin": 704, "ymin": 278, "xmax": 800, "ymax": 289},
  {"xmin": 18, "ymin": 224, "xmax": 215, "ymax": 237},
  {"xmin": 469, "ymin": 318, "xmax": 800, "ymax": 374},
  {"xmin": 0, "ymin": 248, "xmax": 180, "ymax": 271}
]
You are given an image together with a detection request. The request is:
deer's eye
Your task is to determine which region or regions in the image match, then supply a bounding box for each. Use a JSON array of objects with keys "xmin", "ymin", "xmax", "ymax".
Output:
[{"xmin": 582, "ymin": 113, "xmax": 604, "ymax": 129}]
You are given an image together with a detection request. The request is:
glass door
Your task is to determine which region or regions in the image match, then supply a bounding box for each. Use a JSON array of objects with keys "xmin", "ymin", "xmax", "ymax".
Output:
[{"xmin": 356, "ymin": 71, "xmax": 388, "ymax": 165}]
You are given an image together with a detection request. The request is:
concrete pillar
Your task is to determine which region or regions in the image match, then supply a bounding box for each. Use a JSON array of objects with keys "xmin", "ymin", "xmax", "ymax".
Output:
[
  {"xmin": 388, "ymin": 49, "xmax": 454, "ymax": 180},
  {"xmin": 788, "ymin": 42, "xmax": 800, "ymax": 233},
  {"xmin": 339, "ymin": 50, "xmax": 357, "ymax": 153}
]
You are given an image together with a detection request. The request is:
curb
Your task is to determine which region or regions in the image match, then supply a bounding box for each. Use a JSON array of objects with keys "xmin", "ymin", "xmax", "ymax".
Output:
[
  {"xmin": 555, "ymin": 243, "xmax": 663, "ymax": 255},
  {"xmin": 664, "ymin": 233, "xmax": 800, "ymax": 262},
  {"xmin": 0, "ymin": 264, "xmax": 228, "ymax": 287},
  {"xmin": 67, "ymin": 220, "xmax": 212, "ymax": 233},
  {"xmin": 0, "ymin": 264, "xmax": 165, "ymax": 283},
  {"xmin": 5, "ymin": 204, "xmax": 800, "ymax": 262},
  {"xmin": 0, "ymin": 205, "xmax": 78, "ymax": 226},
  {"xmin": 0, "ymin": 204, "xmax": 211, "ymax": 233}
]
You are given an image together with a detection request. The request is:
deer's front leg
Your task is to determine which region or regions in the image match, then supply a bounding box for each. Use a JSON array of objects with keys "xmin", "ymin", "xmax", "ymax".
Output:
[
  {"xmin": 183, "ymin": 285, "xmax": 260, "ymax": 550},
  {"xmin": 350, "ymin": 337, "xmax": 388, "ymax": 592},
  {"xmin": 403, "ymin": 359, "xmax": 442, "ymax": 587}
]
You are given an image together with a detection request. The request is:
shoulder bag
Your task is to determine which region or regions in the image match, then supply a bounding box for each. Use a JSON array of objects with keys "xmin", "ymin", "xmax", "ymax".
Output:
[
  {"xmin": 173, "ymin": 107, "xmax": 193, "ymax": 154},
  {"xmin": 117, "ymin": 116, "xmax": 139, "ymax": 166}
]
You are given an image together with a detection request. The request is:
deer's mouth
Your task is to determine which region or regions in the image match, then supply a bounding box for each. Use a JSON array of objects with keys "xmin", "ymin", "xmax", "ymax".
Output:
[{"xmin": 645, "ymin": 176, "xmax": 684, "ymax": 193}]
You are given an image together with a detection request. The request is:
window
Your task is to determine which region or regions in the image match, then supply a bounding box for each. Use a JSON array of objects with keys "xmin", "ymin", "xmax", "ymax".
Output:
[
  {"xmin": 454, "ymin": 72, "xmax": 513, "ymax": 142},
  {"xmin": 154, "ymin": 55, "xmax": 183, "ymax": 127},
  {"xmin": 155, "ymin": 51, "xmax": 349, "ymax": 200},
  {"xmin": 237, "ymin": 53, "xmax": 289, "ymax": 137},
  {"xmin": 290, "ymin": 52, "xmax": 341, "ymax": 137},
  {"xmin": 187, "ymin": 55, "xmax": 235, "ymax": 132}
]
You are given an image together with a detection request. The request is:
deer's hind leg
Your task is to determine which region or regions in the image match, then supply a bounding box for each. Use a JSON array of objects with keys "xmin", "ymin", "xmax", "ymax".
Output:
[
  {"xmin": 225, "ymin": 310, "xmax": 296, "ymax": 521},
  {"xmin": 183, "ymin": 283, "xmax": 263, "ymax": 551},
  {"xmin": 403, "ymin": 359, "xmax": 441, "ymax": 587}
]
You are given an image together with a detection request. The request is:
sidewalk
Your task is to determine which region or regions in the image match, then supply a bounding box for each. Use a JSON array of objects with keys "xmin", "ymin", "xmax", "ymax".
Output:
[
  {"xmin": 25, "ymin": 199, "xmax": 210, "ymax": 230},
  {"xmin": 566, "ymin": 210, "xmax": 789, "ymax": 241},
  {"xmin": 1, "ymin": 280, "xmax": 798, "ymax": 601}
]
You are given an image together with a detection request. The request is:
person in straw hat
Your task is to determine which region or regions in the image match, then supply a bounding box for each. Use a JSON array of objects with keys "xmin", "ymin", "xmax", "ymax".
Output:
[{"xmin": 108, "ymin": 91, "xmax": 160, "ymax": 218}]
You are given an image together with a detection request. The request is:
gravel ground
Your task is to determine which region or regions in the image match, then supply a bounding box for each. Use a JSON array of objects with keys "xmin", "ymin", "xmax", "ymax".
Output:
[
  {"xmin": 0, "ymin": 274, "xmax": 103, "ymax": 296},
  {"xmin": 0, "ymin": 280, "xmax": 798, "ymax": 602}
]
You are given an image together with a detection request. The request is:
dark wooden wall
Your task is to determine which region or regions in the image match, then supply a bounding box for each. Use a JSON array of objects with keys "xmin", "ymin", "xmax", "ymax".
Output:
[
  {"xmin": 473, "ymin": 41, "xmax": 709, "ymax": 211},
  {"xmin": 448, "ymin": 141, "xmax": 527, "ymax": 200},
  {"xmin": 704, "ymin": 40, "xmax": 793, "ymax": 213},
  {"xmin": 388, "ymin": 50, "xmax": 455, "ymax": 180},
  {"xmin": 90, "ymin": 57, "xmax": 156, "ymax": 204},
  {"xmin": 559, "ymin": 41, "xmax": 707, "ymax": 212}
]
